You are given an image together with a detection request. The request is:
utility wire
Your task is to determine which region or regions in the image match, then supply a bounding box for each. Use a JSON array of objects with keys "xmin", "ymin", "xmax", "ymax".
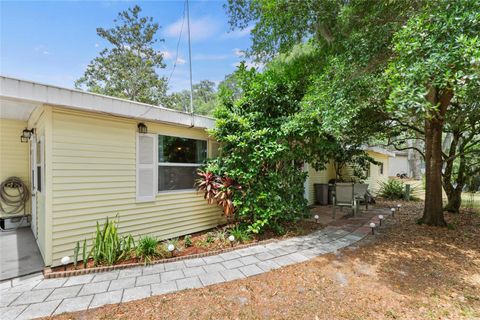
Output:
[
  {"xmin": 186, "ymin": 0, "xmax": 194, "ymax": 117},
  {"xmin": 137, "ymin": 1, "xmax": 186, "ymax": 118},
  {"xmin": 167, "ymin": 1, "xmax": 186, "ymax": 86}
]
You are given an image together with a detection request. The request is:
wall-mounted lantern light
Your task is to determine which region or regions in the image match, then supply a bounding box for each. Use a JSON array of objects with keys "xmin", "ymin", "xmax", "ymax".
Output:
[
  {"xmin": 137, "ymin": 122, "xmax": 148, "ymax": 134},
  {"xmin": 20, "ymin": 128, "xmax": 34, "ymax": 143}
]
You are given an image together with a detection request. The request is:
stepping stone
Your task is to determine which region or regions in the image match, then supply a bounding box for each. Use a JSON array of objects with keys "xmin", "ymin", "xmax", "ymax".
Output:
[
  {"xmin": 0, "ymin": 305, "xmax": 27, "ymax": 320},
  {"xmin": 220, "ymin": 269, "xmax": 246, "ymax": 281},
  {"xmin": 151, "ymin": 282, "xmax": 177, "ymax": 295},
  {"xmin": 239, "ymin": 264, "xmax": 263, "ymax": 277},
  {"xmin": 46, "ymin": 285, "xmax": 82, "ymax": 301},
  {"xmin": 89, "ymin": 290, "xmax": 123, "ymax": 309},
  {"xmin": 78, "ymin": 280, "xmax": 110, "ymax": 296},
  {"xmin": 0, "ymin": 291, "xmax": 21, "ymax": 307},
  {"xmin": 17, "ymin": 299, "xmax": 61, "ymax": 319},
  {"xmin": 122, "ymin": 285, "xmax": 151, "ymax": 302},
  {"xmin": 92, "ymin": 271, "xmax": 119, "ymax": 282},
  {"xmin": 54, "ymin": 295, "xmax": 93, "ymax": 315},
  {"xmin": 176, "ymin": 276, "xmax": 202, "ymax": 290},
  {"xmin": 199, "ymin": 272, "xmax": 225, "ymax": 286},
  {"xmin": 11, "ymin": 288, "xmax": 52, "ymax": 305},
  {"xmin": 109, "ymin": 277, "xmax": 136, "ymax": 291},
  {"xmin": 135, "ymin": 274, "xmax": 161, "ymax": 287}
]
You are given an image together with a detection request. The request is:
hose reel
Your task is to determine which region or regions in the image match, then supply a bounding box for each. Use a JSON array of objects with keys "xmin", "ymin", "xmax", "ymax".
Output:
[{"xmin": 0, "ymin": 176, "xmax": 30, "ymax": 215}]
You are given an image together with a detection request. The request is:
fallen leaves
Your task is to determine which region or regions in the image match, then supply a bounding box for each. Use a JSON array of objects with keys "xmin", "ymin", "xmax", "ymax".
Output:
[{"xmin": 47, "ymin": 201, "xmax": 480, "ymax": 320}]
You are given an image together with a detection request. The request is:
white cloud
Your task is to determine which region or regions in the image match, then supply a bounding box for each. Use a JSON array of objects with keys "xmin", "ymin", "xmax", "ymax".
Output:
[
  {"xmin": 176, "ymin": 57, "xmax": 186, "ymax": 65},
  {"xmin": 165, "ymin": 16, "xmax": 219, "ymax": 41},
  {"xmin": 221, "ymin": 25, "xmax": 253, "ymax": 39},
  {"xmin": 161, "ymin": 50, "xmax": 173, "ymax": 59},
  {"xmin": 95, "ymin": 43, "xmax": 99, "ymax": 48},
  {"xmin": 34, "ymin": 45, "xmax": 51, "ymax": 55},
  {"xmin": 232, "ymin": 48, "xmax": 245, "ymax": 58}
]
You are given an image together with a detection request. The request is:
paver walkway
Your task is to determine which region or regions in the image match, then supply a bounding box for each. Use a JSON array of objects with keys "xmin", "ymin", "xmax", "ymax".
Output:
[{"xmin": 0, "ymin": 207, "xmax": 389, "ymax": 320}]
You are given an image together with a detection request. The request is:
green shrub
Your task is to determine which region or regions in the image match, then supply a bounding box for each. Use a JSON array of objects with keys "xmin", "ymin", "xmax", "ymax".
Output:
[
  {"xmin": 184, "ymin": 235, "xmax": 192, "ymax": 247},
  {"xmin": 229, "ymin": 226, "xmax": 251, "ymax": 243},
  {"xmin": 136, "ymin": 235, "xmax": 158, "ymax": 264},
  {"xmin": 271, "ymin": 223, "xmax": 286, "ymax": 236},
  {"xmin": 89, "ymin": 216, "xmax": 135, "ymax": 266},
  {"xmin": 206, "ymin": 232, "xmax": 216, "ymax": 244},
  {"xmin": 379, "ymin": 179, "xmax": 406, "ymax": 200}
]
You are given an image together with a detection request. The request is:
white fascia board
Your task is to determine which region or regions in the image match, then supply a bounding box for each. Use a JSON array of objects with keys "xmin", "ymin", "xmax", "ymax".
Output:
[
  {"xmin": 365, "ymin": 146, "xmax": 396, "ymax": 157},
  {"xmin": 0, "ymin": 76, "xmax": 215, "ymax": 129}
]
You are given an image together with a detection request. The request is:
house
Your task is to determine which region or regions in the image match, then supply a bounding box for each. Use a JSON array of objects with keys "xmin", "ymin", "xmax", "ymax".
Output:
[
  {"xmin": 389, "ymin": 150, "xmax": 410, "ymax": 177},
  {"xmin": 305, "ymin": 147, "xmax": 394, "ymax": 205},
  {"xmin": 1, "ymin": 76, "xmax": 393, "ymax": 268},
  {"xmin": 0, "ymin": 76, "xmax": 222, "ymax": 267}
]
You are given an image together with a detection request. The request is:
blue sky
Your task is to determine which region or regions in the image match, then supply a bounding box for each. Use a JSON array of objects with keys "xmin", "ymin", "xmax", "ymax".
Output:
[{"xmin": 0, "ymin": 0, "xmax": 254, "ymax": 93}]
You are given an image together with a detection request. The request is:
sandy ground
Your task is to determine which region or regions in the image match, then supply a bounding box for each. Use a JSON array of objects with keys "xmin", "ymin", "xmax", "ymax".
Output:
[{"xmin": 47, "ymin": 201, "xmax": 480, "ymax": 320}]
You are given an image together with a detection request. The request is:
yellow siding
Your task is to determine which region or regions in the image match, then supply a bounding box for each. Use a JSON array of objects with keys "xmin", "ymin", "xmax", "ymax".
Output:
[
  {"xmin": 307, "ymin": 162, "xmax": 335, "ymax": 205},
  {"xmin": 364, "ymin": 152, "xmax": 389, "ymax": 194},
  {"xmin": 0, "ymin": 119, "xmax": 30, "ymax": 213},
  {"xmin": 50, "ymin": 108, "xmax": 222, "ymax": 266}
]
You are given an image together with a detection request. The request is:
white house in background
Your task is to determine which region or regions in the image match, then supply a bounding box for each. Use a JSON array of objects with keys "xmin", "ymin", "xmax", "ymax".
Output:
[{"xmin": 389, "ymin": 151, "xmax": 410, "ymax": 177}]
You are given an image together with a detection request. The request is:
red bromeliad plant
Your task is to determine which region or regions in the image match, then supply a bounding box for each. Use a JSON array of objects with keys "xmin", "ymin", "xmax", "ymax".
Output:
[
  {"xmin": 215, "ymin": 177, "xmax": 240, "ymax": 217},
  {"xmin": 196, "ymin": 170, "xmax": 218, "ymax": 204},
  {"xmin": 196, "ymin": 171, "xmax": 240, "ymax": 218}
]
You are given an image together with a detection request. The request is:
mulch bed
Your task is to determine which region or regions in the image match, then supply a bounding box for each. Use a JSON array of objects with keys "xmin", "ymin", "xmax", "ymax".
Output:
[
  {"xmin": 46, "ymin": 201, "xmax": 480, "ymax": 320},
  {"xmin": 50, "ymin": 219, "xmax": 326, "ymax": 274}
]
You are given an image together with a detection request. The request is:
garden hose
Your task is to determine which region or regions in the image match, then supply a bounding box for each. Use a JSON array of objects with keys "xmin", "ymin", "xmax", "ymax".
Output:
[
  {"xmin": 0, "ymin": 177, "xmax": 30, "ymax": 232},
  {"xmin": 0, "ymin": 176, "xmax": 30, "ymax": 215}
]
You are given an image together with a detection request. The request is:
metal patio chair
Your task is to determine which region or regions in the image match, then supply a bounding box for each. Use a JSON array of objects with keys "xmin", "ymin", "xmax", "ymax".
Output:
[
  {"xmin": 332, "ymin": 183, "xmax": 359, "ymax": 219},
  {"xmin": 354, "ymin": 183, "xmax": 370, "ymax": 211}
]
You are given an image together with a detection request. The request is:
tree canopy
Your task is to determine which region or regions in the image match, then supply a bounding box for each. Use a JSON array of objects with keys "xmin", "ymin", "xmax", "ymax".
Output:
[
  {"xmin": 75, "ymin": 5, "xmax": 168, "ymax": 105},
  {"xmin": 224, "ymin": 0, "xmax": 480, "ymax": 226}
]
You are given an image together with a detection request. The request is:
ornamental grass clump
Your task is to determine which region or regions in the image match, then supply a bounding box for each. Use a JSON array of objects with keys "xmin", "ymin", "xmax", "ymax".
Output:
[
  {"xmin": 379, "ymin": 178, "xmax": 407, "ymax": 200},
  {"xmin": 136, "ymin": 235, "xmax": 158, "ymax": 264},
  {"xmin": 89, "ymin": 216, "xmax": 135, "ymax": 266}
]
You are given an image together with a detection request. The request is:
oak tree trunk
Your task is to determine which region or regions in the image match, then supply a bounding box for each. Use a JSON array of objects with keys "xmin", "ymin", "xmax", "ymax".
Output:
[{"xmin": 421, "ymin": 88, "xmax": 452, "ymax": 226}]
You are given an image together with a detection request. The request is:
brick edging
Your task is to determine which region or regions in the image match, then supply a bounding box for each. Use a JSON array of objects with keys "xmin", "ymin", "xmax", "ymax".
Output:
[
  {"xmin": 44, "ymin": 213, "xmax": 389, "ymax": 279},
  {"xmin": 44, "ymin": 238, "xmax": 278, "ymax": 279}
]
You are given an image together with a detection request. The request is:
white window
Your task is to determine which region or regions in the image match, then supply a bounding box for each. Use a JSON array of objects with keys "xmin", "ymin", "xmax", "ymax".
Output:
[
  {"xmin": 158, "ymin": 135, "xmax": 207, "ymax": 192},
  {"xmin": 379, "ymin": 162, "xmax": 384, "ymax": 175},
  {"xmin": 136, "ymin": 133, "xmax": 157, "ymax": 202}
]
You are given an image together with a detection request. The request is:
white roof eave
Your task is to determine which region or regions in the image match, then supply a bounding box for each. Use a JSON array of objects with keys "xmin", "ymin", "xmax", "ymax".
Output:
[
  {"xmin": 0, "ymin": 76, "xmax": 215, "ymax": 129},
  {"xmin": 365, "ymin": 146, "xmax": 396, "ymax": 158}
]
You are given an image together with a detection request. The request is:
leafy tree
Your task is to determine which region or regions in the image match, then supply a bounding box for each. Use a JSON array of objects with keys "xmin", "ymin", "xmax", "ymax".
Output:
[
  {"xmin": 208, "ymin": 48, "xmax": 320, "ymax": 233},
  {"xmin": 164, "ymin": 80, "xmax": 218, "ymax": 116},
  {"xmin": 386, "ymin": 0, "xmax": 480, "ymax": 225},
  {"xmin": 441, "ymin": 88, "xmax": 480, "ymax": 212},
  {"xmin": 75, "ymin": 5, "xmax": 168, "ymax": 105},
  {"xmin": 226, "ymin": 0, "xmax": 480, "ymax": 226}
]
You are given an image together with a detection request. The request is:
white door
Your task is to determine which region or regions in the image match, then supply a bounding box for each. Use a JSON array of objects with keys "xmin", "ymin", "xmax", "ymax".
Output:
[{"xmin": 30, "ymin": 135, "xmax": 37, "ymax": 238}]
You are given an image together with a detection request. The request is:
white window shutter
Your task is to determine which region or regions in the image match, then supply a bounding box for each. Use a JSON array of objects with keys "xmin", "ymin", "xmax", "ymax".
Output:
[{"xmin": 136, "ymin": 133, "xmax": 157, "ymax": 202}]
